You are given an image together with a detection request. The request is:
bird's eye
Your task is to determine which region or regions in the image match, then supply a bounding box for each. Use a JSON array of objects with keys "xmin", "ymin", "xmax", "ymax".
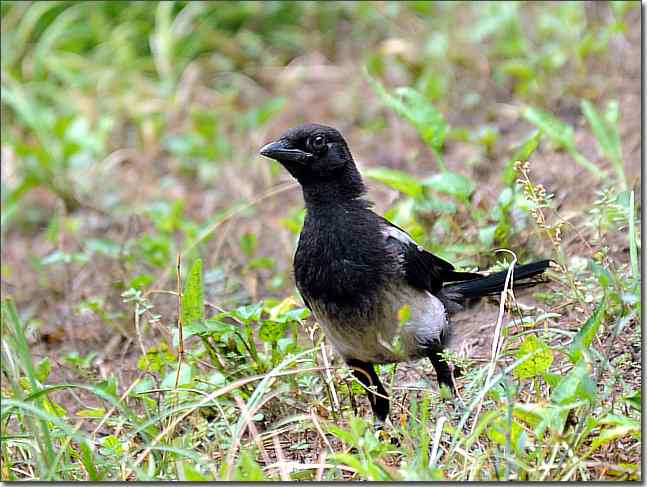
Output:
[{"xmin": 309, "ymin": 135, "xmax": 326, "ymax": 151}]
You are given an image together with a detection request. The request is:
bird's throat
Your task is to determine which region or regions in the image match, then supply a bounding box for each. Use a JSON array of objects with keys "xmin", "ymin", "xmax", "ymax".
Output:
[{"xmin": 301, "ymin": 165, "xmax": 367, "ymax": 209}]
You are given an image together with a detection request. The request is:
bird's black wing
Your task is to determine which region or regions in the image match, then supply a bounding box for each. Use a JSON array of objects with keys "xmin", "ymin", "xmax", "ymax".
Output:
[{"xmin": 381, "ymin": 218, "xmax": 481, "ymax": 294}]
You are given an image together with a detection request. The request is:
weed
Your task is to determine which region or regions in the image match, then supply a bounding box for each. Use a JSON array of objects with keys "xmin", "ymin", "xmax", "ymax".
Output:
[{"xmin": 1, "ymin": 1, "xmax": 640, "ymax": 481}]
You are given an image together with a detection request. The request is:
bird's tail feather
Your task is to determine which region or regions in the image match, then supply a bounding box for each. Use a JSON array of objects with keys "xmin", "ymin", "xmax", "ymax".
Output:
[{"xmin": 444, "ymin": 260, "xmax": 551, "ymax": 301}]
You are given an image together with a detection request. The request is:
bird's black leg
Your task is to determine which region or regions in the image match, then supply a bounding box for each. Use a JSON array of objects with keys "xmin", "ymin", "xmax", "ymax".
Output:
[
  {"xmin": 346, "ymin": 359, "xmax": 390, "ymax": 425},
  {"xmin": 427, "ymin": 345, "xmax": 455, "ymax": 393}
]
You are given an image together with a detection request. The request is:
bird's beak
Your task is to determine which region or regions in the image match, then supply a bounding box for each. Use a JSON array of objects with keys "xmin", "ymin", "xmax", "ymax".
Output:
[{"xmin": 259, "ymin": 139, "xmax": 312, "ymax": 165}]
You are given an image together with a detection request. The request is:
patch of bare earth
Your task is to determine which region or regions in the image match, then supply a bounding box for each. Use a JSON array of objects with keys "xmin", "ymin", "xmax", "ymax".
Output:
[{"xmin": 1, "ymin": 4, "xmax": 640, "ymax": 478}]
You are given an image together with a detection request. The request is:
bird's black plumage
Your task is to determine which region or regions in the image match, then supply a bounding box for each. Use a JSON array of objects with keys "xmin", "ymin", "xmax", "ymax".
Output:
[{"xmin": 260, "ymin": 123, "xmax": 550, "ymax": 424}]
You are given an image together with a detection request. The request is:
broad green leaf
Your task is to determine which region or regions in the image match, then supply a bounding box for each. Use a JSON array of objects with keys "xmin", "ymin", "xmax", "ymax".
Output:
[
  {"xmin": 328, "ymin": 452, "xmax": 365, "ymax": 475},
  {"xmin": 179, "ymin": 320, "xmax": 208, "ymax": 340},
  {"xmin": 207, "ymin": 370, "xmax": 226, "ymax": 388},
  {"xmin": 137, "ymin": 343, "xmax": 175, "ymax": 372},
  {"xmin": 423, "ymin": 171, "xmax": 475, "ymax": 201},
  {"xmin": 365, "ymin": 167, "xmax": 423, "ymax": 197},
  {"xmin": 280, "ymin": 208, "xmax": 305, "ymax": 235},
  {"xmin": 239, "ymin": 232, "xmax": 257, "ymax": 257},
  {"xmin": 202, "ymin": 319, "xmax": 236, "ymax": 334},
  {"xmin": 513, "ymin": 403, "xmax": 564, "ymax": 438},
  {"xmin": 268, "ymin": 297, "xmax": 298, "ymax": 319},
  {"xmin": 240, "ymin": 96, "xmax": 286, "ymax": 128},
  {"xmin": 567, "ymin": 297, "xmax": 605, "ymax": 363},
  {"xmin": 161, "ymin": 362, "xmax": 192, "ymax": 388},
  {"xmin": 1, "ymin": 83, "xmax": 51, "ymax": 143},
  {"xmin": 502, "ymin": 130, "xmax": 540, "ymax": 185},
  {"xmin": 43, "ymin": 398, "xmax": 67, "ymax": 418},
  {"xmin": 523, "ymin": 106, "xmax": 574, "ymax": 149},
  {"xmin": 623, "ymin": 390, "xmax": 640, "ymax": 411},
  {"xmin": 523, "ymin": 105, "xmax": 605, "ymax": 179},
  {"xmin": 542, "ymin": 372, "xmax": 562, "ymax": 387},
  {"xmin": 268, "ymin": 297, "xmax": 309, "ymax": 322},
  {"xmin": 177, "ymin": 462, "xmax": 210, "ymax": 481},
  {"xmin": 258, "ymin": 320, "xmax": 287, "ymax": 342},
  {"xmin": 95, "ymin": 376, "xmax": 118, "ymax": 398},
  {"xmin": 35, "ymin": 357, "xmax": 52, "ymax": 383},
  {"xmin": 130, "ymin": 376, "xmax": 155, "ymax": 395},
  {"xmin": 164, "ymin": 133, "xmax": 201, "ymax": 156},
  {"xmin": 497, "ymin": 187, "xmax": 514, "ymax": 208},
  {"xmin": 327, "ymin": 424, "xmax": 356, "ymax": 446},
  {"xmin": 487, "ymin": 417, "xmax": 525, "ymax": 456},
  {"xmin": 462, "ymin": 410, "xmax": 499, "ymax": 450},
  {"xmin": 79, "ymin": 440, "xmax": 100, "ymax": 480},
  {"xmin": 281, "ymin": 307, "xmax": 310, "ymax": 322},
  {"xmin": 500, "ymin": 60, "xmax": 534, "ymax": 80},
  {"xmin": 100, "ymin": 435, "xmax": 124, "ymax": 456},
  {"xmin": 478, "ymin": 225, "xmax": 497, "ymax": 248},
  {"xmin": 418, "ymin": 197, "xmax": 458, "ymax": 215},
  {"xmin": 513, "ymin": 334, "xmax": 554, "ymax": 379},
  {"xmin": 589, "ymin": 260, "xmax": 612, "ymax": 288},
  {"xmin": 233, "ymin": 301, "xmax": 264, "ymax": 322},
  {"xmin": 181, "ymin": 258, "xmax": 204, "ymax": 326},
  {"xmin": 394, "ymin": 87, "xmax": 448, "ymax": 149},
  {"xmin": 599, "ymin": 414, "xmax": 640, "ymax": 428},
  {"xmin": 248, "ymin": 256, "xmax": 274, "ymax": 270},
  {"xmin": 551, "ymin": 360, "xmax": 596, "ymax": 404},
  {"xmin": 231, "ymin": 450, "xmax": 266, "ymax": 481},
  {"xmin": 589, "ymin": 425, "xmax": 640, "ymax": 453},
  {"xmin": 366, "ymin": 74, "xmax": 448, "ymax": 150}
]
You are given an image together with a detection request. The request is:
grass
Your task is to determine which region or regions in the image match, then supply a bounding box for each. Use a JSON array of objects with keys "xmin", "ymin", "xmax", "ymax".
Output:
[{"xmin": 1, "ymin": 0, "xmax": 641, "ymax": 481}]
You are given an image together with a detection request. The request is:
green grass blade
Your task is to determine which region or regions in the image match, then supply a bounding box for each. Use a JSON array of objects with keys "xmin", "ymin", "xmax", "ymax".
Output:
[
  {"xmin": 181, "ymin": 258, "xmax": 204, "ymax": 326},
  {"xmin": 523, "ymin": 105, "xmax": 606, "ymax": 179},
  {"xmin": 365, "ymin": 70, "xmax": 449, "ymax": 162},
  {"xmin": 567, "ymin": 297, "xmax": 606, "ymax": 364},
  {"xmin": 1, "ymin": 299, "xmax": 56, "ymax": 471},
  {"xmin": 79, "ymin": 440, "xmax": 100, "ymax": 481},
  {"xmin": 502, "ymin": 130, "xmax": 540, "ymax": 186},
  {"xmin": 581, "ymin": 99, "xmax": 626, "ymax": 189},
  {"xmin": 364, "ymin": 167, "xmax": 424, "ymax": 197}
]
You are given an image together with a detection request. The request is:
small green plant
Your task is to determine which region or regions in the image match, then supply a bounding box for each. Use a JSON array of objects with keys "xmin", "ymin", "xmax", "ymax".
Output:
[{"xmin": 1, "ymin": 0, "xmax": 640, "ymax": 481}]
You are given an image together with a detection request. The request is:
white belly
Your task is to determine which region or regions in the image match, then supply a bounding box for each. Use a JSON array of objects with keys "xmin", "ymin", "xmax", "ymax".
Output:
[{"xmin": 311, "ymin": 283, "xmax": 448, "ymax": 363}]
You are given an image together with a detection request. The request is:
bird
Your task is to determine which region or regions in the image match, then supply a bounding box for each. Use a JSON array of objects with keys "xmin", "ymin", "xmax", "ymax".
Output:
[{"xmin": 259, "ymin": 123, "xmax": 550, "ymax": 425}]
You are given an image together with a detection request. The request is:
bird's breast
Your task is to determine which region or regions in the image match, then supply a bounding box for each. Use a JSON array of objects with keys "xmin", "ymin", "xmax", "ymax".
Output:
[
  {"xmin": 307, "ymin": 281, "xmax": 449, "ymax": 363},
  {"xmin": 294, "ymin": 214, "xmax": 395, "ymax": 309},
  {"xmin": 292, "ymin": 207, "xmax": 448, "ymax": 363}
]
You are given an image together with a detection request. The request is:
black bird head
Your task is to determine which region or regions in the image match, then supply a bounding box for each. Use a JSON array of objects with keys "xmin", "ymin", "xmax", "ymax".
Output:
[{"xmin": 259, "ymin": 123, "xmax": 366, "ymax": 202}]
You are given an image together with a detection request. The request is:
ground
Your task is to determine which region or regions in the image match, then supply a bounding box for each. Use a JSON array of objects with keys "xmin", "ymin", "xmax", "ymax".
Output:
[{"xmin": 1, "ymin": 2, "xmax": 641, "ymax": 481}]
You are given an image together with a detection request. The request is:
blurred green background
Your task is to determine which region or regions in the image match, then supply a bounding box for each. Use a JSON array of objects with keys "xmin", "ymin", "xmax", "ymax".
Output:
[
  {"xmin": 1, "ymin": 0, "xmax": 639, "ymax": 299},
  {"xmin": 0, "ymin": 1, "xmax": 641, "ymax": 481}
]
